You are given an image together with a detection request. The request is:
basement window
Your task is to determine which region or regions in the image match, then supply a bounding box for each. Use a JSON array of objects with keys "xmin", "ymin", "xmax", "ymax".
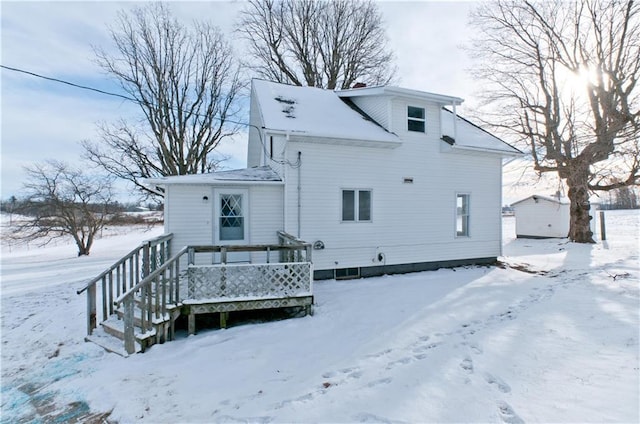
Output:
[
  {"xmin": 335, "ymin": 267, "xmax": 360, "ymax": 280},
  {"xmin": 408, "ymin": 106, "xmax": 425, "ymax": 132}
]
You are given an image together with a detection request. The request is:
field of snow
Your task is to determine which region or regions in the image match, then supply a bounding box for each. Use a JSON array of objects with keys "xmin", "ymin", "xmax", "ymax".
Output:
[{"xmin": 1, "ymin": 211, "xmax": 638, "ymax": 423}]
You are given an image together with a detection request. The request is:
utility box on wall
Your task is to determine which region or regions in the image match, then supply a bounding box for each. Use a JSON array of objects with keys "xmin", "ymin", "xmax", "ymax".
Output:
[{"xmin": 512, "ymin": 195, "xmax": 597, "ymax": 239}]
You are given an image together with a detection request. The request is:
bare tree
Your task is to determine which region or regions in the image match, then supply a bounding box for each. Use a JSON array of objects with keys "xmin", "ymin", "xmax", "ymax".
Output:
[
  {"xmin": 470, "ymin": 0, "xmax": 640, "ymax": 243},
  {"xmin": 237, "ymin": 0, "xmax": 396, "ymax": 89},
  {"xmin": 83, "ymin": 3, "xmax": 243, "ymax": 197},
  {"xmin": 11, "ymin": 161, "xmax": 116, "ymax": 256}
]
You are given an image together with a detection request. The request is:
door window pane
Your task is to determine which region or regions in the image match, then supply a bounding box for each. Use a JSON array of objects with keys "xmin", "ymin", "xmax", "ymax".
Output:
[{"xmin": 220, "ymin": 194, "xmax": 244, "ymax": 240}]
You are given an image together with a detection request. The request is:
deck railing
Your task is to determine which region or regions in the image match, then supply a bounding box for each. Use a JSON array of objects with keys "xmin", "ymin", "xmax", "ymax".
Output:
[
  {"xmin": 76, "ymin": 233, "xmax": 172, "ymax": 337},
  {"xmin": 104, "ymin": 232, "xmax": 311, "ymax": 355}
]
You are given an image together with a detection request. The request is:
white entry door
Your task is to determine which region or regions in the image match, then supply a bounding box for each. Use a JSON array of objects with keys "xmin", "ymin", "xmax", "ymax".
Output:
[{"xmin": 214, "ymin": 189, "xmax": 250, "ymax": 263}]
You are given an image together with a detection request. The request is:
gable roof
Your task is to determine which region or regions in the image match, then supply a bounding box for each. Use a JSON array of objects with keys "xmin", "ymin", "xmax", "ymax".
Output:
[
  {"xmin": 441, "ymin": 109, "xmax": 522, "ymax": 156},
  {"xmin": 144, "ymin": 166, "xmax": 282, "ymax": 186},
  {"xmin": 511, "ymin": 194, "xmax": 569, "ymax": 206},
  {"xmin": 252, "ymin": 79, "xmax": 399, "ymax": 144}
]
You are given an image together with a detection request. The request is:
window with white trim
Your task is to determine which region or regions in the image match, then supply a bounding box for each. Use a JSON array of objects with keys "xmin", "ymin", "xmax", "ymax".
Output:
[
  {"xmin": 342, "ymin": 189, "xmax": 371, "ymax": 222},
  {"xmin": 407, "ymin": 106, "xmax": 425, "ymax": 132},
  {"xmin": 456, "ymin": 194, "xmax": 470, "ymax": 237}
]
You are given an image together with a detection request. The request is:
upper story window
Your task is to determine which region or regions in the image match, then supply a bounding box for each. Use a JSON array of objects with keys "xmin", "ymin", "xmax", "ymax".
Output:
[
  {"xmin": 407, "ymin": 106, "xmax": 425, "ymax": 132},
  {"xmin": 342, "ymin": 189, "xmax": 371, "ymax": 222}
]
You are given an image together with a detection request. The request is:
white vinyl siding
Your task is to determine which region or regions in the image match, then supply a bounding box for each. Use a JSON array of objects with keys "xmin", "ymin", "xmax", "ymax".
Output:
[
  {"xmin": 164, "ymin": 184, "xmax": 284, "ymax": 265},
  {"xmin": 282, "ymin": 136, "xmax": 503, "ymax": 272},
  {"xmin": 247, "ymin": 92, "xmax": 264, "ymax": 168},
  {"xmin": 348, "ymin": 95, "xmax": 390, "ymax": 130}
]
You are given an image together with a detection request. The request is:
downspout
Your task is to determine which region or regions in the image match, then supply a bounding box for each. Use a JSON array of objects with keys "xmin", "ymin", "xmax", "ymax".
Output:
[{"xmin": 297, "ymin": 151, "xmax": 302, "ymax": 238}]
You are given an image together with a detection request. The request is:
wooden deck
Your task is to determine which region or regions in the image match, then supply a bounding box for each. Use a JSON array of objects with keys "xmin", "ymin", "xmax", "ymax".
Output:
[{"xmin": 78, "ymin": 232, "xmax": 313, "ymax": 355}]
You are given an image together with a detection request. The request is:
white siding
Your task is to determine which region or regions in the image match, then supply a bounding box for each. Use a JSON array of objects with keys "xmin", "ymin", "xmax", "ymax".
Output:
[
  {"xmin": 264, "ymin": 134, "xmax": 286, "ymax": 178},
  {"xmin": 165, "ymin": 183, "xmax": 284, "ymax": 264},
  {"xmin": 349, "ymin": 96, "xmax": 390, "ymax": 130},
  {"xmin": 247, "ymin": 91, "xmax": 264, "ymax": 168},
  {"xmin": 166, "ymin": 185, "xmax": 214, "ymax": 252},
  {"xmin": 281, "ymin": 97, "xmax": 503, "ymax": 272}
]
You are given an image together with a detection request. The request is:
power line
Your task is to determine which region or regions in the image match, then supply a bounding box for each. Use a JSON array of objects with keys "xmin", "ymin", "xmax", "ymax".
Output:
[
  {"xmin": 1, "ymin": 64, "xmax": 301, "ymax": 168},
  {"xmin": 1, "ymin": 64, "xmax": 136, "ymax": 103}
]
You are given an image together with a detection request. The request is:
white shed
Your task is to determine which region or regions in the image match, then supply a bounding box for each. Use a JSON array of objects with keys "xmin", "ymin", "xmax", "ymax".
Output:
[
  {"xmin": 512, "ymin": 195, "xmax": 571, "ymax": 238},
  {"xmin": 512, "ymin": 194, "xmax": 597, "ymax": 238}
]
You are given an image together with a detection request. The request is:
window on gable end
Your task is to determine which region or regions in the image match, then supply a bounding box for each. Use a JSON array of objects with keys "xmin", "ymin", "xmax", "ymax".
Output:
[{"xmin": 408, "ymin": 106, "xmax": 425, "ymax": 132}]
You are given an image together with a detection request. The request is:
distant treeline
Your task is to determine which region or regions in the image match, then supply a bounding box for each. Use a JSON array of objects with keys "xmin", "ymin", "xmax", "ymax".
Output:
[
  {"xmin": 597, "ymin": 186, "xmax": 639, "ymax": 210},
  {"xmin": 1, "ymin": 197, "xmax": 164, "ymax": 225}
]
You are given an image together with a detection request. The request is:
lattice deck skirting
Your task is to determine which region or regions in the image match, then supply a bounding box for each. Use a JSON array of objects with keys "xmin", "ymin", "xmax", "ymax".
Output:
[
  {"xmin": 183, "ymin": 262, "xmax": 314, "ymax": 334},
  {"xmin": 183, "ymin": 295, "xmax": 313, "ymax": 334}
]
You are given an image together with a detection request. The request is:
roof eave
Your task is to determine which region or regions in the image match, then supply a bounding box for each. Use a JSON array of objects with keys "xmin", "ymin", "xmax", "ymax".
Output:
[
  {"xmin": 450, "ymin": 144, "xmax": 523, "ymax": 157},
  {"xmin": 143, "ymin": 177, "xmax": 284, "ymax": 187},
  {"xmin": 337, "ymin": 86, "xmax": 464, "ymax": 105}
]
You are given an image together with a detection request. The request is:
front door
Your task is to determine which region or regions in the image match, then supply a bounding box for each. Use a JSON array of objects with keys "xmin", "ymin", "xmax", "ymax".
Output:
[{"xmin": 214, "ymin": 189, "xmax": 250, "ymax": 263}]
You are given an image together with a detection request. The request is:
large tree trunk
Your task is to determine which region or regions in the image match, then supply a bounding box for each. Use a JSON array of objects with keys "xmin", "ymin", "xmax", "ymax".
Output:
[{"xmin": 566, "ymin": 165, "xmax": 595, "ymax": 243}]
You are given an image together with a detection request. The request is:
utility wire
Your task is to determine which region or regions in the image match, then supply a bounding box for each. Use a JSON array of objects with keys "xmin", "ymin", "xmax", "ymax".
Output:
[
  {"xmin": 1, "ymin": 64, "xmax": 301, "ymax": 168},
  {"xmin": 1, "ymin": 64, "xmax": 135, "ymax": 103}
]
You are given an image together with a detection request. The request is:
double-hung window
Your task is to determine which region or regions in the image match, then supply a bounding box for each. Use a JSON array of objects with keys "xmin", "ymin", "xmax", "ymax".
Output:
[
  {"xmin": 342, "ymin": 189, "xmax": 371, "ymax": 222},
  {"xmin": 407, "ymin": 106, "xmax": 426, "ymax": 132},
  {"xmin": 456, "ymin": 194, "xmax": 470, "ymax": 237}
]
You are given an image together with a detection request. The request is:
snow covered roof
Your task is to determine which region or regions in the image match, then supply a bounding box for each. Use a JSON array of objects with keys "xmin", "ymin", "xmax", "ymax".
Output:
[
  {"xmin": 337, "ymin": 85, "xmax": 464, "ymax": 105},
  {"xmin": 511, "ymin": 195, "xmax": 570, "ymax": 206},
  {"xmin": 144, "ymin": 166, "xmax": 282, "ymax": 186},
  {"xmin": 441, "ymin": 109, "xmax": 522, "ymax": 156},
  {"xmin": 252, "ymin": 79, "xmax": 400, "ymax": 144}
]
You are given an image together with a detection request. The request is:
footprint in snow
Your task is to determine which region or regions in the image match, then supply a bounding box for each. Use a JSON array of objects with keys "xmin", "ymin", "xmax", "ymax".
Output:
[
  {"xmin": 496, "ymin": 401, "xmax": 524, "ymax": 424},
  {"xmin": 460, "ymin": 357, "xmax": 474, "ymax": 374},
  {"xmin": 365, "ymin": 377, "xmax": 392, "ymax": 388},
  {"xmin": 385, "ymin": 357, "xmax": 412, "ymax": 370},
  {"xmin": 353, "ymin": 412, "xmax": 407, "ymax": 424},
  {"xmin": 412, "ymin": 342, "xmax": 441, "ymax": 353},
  {"xmin": 484, "ymin": 373, "xmax": 511, "ymax": 393},
  {"xmin": 366, "ymin": 348, "xmax": 393, "ymax": 359},
  {"xmin": 470, "ymin": 342, "xmax": 482, "ymax": 354}
]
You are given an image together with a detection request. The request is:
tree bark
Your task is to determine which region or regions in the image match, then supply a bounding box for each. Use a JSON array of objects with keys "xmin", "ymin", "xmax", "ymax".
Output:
[{"xmin": 566, "ymin": 164, "xmax": 595, "ymax": 243}]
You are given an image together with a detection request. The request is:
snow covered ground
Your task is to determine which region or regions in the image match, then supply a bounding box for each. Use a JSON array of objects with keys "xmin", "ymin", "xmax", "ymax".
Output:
[{"xmin": 1, "ymin": 211, "xmax": 638, "ymax": 423}]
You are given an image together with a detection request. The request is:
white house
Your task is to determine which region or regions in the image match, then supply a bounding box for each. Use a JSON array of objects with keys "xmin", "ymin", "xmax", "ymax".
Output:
[{"xmin": 148, "ymin": 79, "xmax": 522, "ymax": 279}]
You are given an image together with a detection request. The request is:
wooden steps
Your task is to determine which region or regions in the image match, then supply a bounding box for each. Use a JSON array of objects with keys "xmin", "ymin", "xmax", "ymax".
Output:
[{"xmin": 86, "ymin": 296, "xmax": 179, "ymax": 355}]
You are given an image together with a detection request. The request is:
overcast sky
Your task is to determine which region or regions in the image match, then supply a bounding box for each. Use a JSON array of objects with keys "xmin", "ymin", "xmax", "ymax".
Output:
[{"xmin": 1, "ymin": 1, "xmax": 489, "ymax": 201}]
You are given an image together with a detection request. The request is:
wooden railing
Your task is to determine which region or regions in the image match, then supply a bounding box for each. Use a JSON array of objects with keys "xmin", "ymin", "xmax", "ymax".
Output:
[
  {"xmin": 109, "ymin": 233, "xmax": 312, "ymax": 354},
  {"xmin": 114, "ymin": 246, "xmax": 187, "ymax": 354},
  {"xmin": 278, "ymin": 231, "xmax": 312, "ymax": 263},
  {"xmin": 77, "ymin": 233, "xmax": 172, "ymax": 337}
]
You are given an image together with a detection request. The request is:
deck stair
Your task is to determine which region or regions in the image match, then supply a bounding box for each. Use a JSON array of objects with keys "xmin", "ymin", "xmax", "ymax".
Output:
[{"xmin": 78, "ymin": 232, "xmax": 314, "ymax": 356}]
